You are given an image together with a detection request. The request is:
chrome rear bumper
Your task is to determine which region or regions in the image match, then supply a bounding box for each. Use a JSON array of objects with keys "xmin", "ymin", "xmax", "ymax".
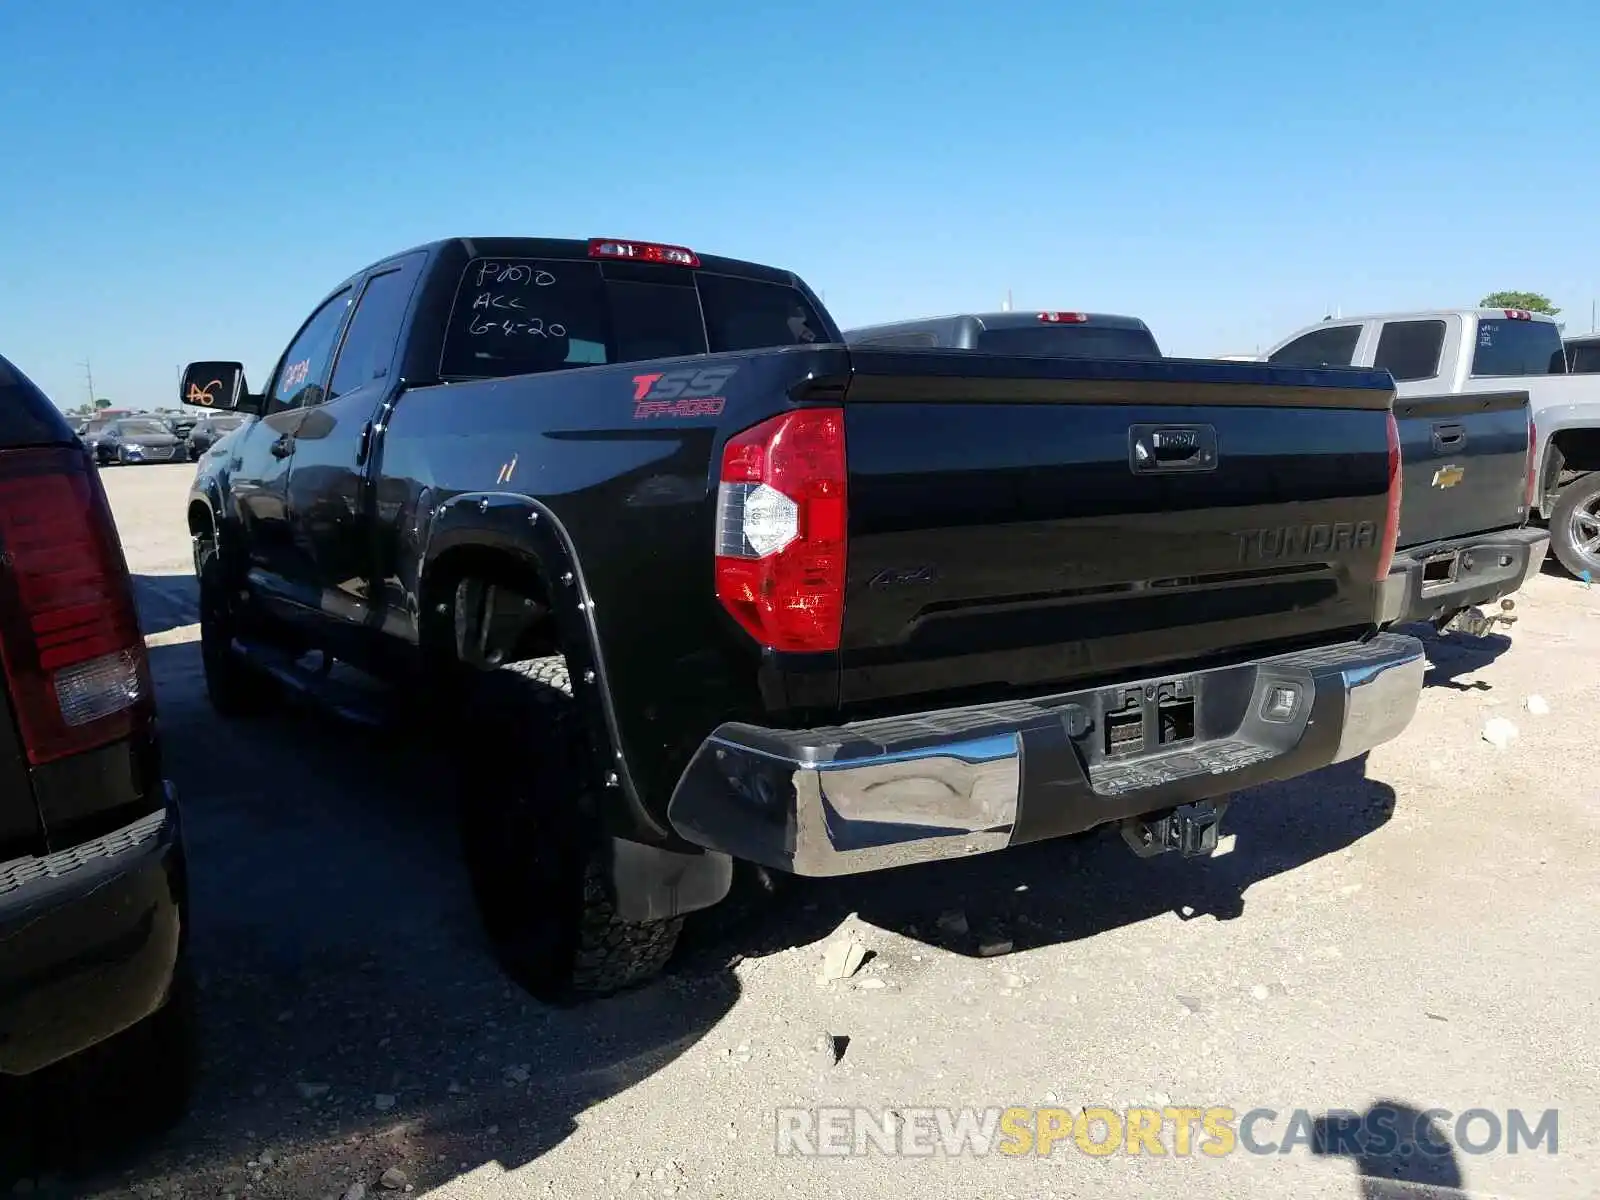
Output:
[{"xmin": 668, "ymin": 633, "xmax": 1425, "ymax": 877}]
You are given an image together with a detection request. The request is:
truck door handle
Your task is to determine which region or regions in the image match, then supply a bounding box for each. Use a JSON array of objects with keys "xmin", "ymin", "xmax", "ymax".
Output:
[
  {"xmin": 1432, "ymin": 423, "xmax": 1466, "ymax": 451},
  {"xmin": 1128, "ymin": 424, "xmax": 1218, "ymax": 474},
  {"xmin": 269, "ymin": 435, "xmax": 295, "ymax": 459}
]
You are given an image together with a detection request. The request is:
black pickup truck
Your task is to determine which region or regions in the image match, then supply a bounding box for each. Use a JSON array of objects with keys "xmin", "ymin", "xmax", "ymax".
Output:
[
  {"xmin": 185, "ymin": 236, "xmax": 1426, "ymax": 1002},
  {"xmin": 0, "ymin": 355, "xmax": 192, "ymax": 1172},
  {"xmin": 853, "ymin": 311, "xmax": 1548, "ymax": 638},
  {"xmin": 1387, "ymin": 391, "xmax": 1546, "ymax": 636}
]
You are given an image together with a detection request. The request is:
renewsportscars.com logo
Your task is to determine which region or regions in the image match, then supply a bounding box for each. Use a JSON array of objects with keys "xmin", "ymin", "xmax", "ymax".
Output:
[{"xmin": 775, "ymin": 1105, "xmax": 1559, "ymax": 1160}]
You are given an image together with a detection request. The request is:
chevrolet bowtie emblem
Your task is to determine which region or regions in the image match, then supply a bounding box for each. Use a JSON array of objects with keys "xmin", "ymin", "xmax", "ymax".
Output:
[{"xmin": 1432, "ymin": 464, "xmax": 1465, "ymax": 489}]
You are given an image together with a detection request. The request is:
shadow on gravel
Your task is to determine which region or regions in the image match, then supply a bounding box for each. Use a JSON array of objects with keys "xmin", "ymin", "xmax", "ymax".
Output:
[
  {"xmin": 57, "ymin": 597, "xmax": 1398, "ymax": 1196},
  {"xmin": 132, "ymin": 573, "xmax": 200, "ymax": 638},
  {"xmin": 1400, "ymin": 622, "xmax": 1512, "ymax": 693},
  {"xmin": 678, "ymin": 751, "xmax": 1396, "ymax": 975},
  {"xmin": 1312, "ymin": 1100, "xmax": 1467, "ymax": 1197},
  {"xmin": 59, "ymin": 639, "xmax": 738, "ymax": 1200}
]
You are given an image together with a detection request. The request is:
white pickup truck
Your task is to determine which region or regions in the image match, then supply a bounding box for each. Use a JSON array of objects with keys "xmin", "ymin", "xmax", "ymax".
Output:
[
  {"xmin": 1264, "ymin": 309, "xmax": 1600, "ymax": 579},
  {"xmin": 1566, "ymin": 332, "xmax": 1600, "ymax": 374}
]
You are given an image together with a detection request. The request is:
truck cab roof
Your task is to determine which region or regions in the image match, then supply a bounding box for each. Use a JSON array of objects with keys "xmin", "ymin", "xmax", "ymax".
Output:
[
  {"xmin": 1264, "ymin": 308, "xmax": 1569, "ymax": 387},
  {"xmin": 844, "ymin": 311, "xmax": 1162, "ymax": 359},
  {"xmin": 353, "ymin": 236, "xmax": 812, "ymax": 292},
  {"xmin": 1308, "ymin": 307, "xmax": 1561, "ymax": 325}
]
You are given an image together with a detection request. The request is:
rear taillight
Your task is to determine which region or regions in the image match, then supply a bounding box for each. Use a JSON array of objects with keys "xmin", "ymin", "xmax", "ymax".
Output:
[
  {"xmin": 0, "ymin": 447, "xmax": 150, "ymax": 765},
  {"xmin": 1375, "ymin": 412, "xmax": 1401, "ymax": 582},
  {"xmin": 714, "ymin": 408, "xmax": 847, "ymax": 653},
  {"xmin": 1038, "ymin": 311, "xmax": 1088, "ymax": 324},
  {"xmin": 1525, "ymin": 417, "xmax": 1539, "ymax": 512}
]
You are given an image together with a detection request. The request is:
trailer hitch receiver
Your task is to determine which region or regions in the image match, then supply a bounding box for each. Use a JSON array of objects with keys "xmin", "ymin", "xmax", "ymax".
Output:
[{"xmin": 1121, "ymin": 800, "xmax": 1233, "ymax": 859}]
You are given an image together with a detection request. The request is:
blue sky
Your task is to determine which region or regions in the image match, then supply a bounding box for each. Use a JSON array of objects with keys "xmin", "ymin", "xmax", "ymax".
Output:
[{"xmin": 2, "ymin": 0, "xmax": 1597, "ymax": 410}]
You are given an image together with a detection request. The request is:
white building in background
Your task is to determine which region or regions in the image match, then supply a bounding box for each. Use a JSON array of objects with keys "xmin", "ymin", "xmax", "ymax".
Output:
[{"xmin": 1215, "ymin": 353, "xmax": 1262, "ymax": 361}]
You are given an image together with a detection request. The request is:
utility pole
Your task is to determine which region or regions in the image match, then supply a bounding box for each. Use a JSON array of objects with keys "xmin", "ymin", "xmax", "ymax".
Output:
[
  {"xmin": 1003, "ymin": 289, "xmax": 1013, "ymax": 312},
  {"xmin": 79, "ymin": 358, "xmax": 96, "ymax": 408}
]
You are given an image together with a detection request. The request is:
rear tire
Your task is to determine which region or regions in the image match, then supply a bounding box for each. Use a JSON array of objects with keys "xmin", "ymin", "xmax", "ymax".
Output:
[
  {"xmin": 1549, "ymin": 472, "xmax": 1600, "ymax": 579},
  {"xmin": 196, "ymin": 540, "xmax": 277, "ymax": 717},
  {"xmin": 455, "ymin": 656, "xmax": 682, "ymax": 1002}
]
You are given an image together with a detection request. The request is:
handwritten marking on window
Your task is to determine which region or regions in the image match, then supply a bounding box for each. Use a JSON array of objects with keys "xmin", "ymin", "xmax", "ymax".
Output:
[
  {"xmin": 472, "ymin": 291, "xmax": 526, "ymax": 312},
  {"xmin": 473, "ymin": 262, "xmax": 557, "ymax": 289},
  {"xmin": 467, "ymin": 315, "xmax": 567, "ymax": 338}
]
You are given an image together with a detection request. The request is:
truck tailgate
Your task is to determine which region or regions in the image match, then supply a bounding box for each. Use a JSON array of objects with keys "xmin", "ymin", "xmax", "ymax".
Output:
[
  {"xmin": 1394, "ymin": 390, "xmax": 1531, "ymax": 549},
  {"xmin": 837, "ymin": 351, "xmax": 1398, "ymax": 711}
]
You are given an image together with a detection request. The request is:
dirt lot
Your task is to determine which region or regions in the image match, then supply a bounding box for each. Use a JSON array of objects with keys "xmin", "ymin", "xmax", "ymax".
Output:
[{"xmin": 43, "ymin": 463, "xmax": 1600, "ymax": 1198}]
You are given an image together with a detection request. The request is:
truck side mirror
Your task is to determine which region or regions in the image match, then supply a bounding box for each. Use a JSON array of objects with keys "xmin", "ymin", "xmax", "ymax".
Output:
[{"xmin": 181, "ymin": 362, "xmax": 263, "ymax": 415}]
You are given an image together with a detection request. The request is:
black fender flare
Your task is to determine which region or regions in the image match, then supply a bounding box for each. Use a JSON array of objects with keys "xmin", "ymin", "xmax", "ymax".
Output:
[
  {"xmin": 185, "ymin": 479, "xmax": 228, "ymax": 570},
  {"xmin": 419, "ymin": 490, "xmax": 732, "ymax": 922}
]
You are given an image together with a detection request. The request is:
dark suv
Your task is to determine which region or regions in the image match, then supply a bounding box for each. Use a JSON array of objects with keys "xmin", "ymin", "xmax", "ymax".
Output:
[{"xmin": 0, "ymin": 356, "xmax": 193, "ymax": 1174}]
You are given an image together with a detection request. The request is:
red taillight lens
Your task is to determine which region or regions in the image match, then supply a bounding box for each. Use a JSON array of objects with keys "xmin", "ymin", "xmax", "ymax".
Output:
[
  {"xmin": 1038, "ymin": 311, "xmax": 1088, "ymax": 324},
  {"xmin": 0, "ymin": 447, "xmax": 150, "ymax": 764},
  {"xmin": 588, "ymin": 238, "xmax": 700, "ymax": 268},
  {"xmin": 1374, "ymin": 412, "xmax": 1401, "ymax": 582},
  {"xmin": 1525, "ymin": 417, "xmax": 1539, "ymax": 512},
  {"xmin": 714, "ymin": 408, "xmax": 847, "ymax": 653}
]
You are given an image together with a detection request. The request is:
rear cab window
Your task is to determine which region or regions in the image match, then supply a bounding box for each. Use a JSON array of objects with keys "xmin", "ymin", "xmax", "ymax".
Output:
[
  {"xmin": 1569, "ymin": 342, "xmax": 1600, "ymax": 374},
  {"xmin": 438, "ymin": 257, "xmax": 828, "ymax": 380},
  {"xmin": 1471, "ymin": 316, "xmax": 1567, "ymax": 376},
  {"xmin": 973, "ymin": 324, "xmax": 1161, "ymax": 360},
  {"xmin": 853, "ymin": 331, "xmax": 940, "ymax": 348}
]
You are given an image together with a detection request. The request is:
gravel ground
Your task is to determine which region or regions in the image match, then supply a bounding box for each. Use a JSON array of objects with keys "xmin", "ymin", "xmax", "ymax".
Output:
[{"xmin": 38, "ymin": 463, "xmax": 1600, "ymax": 1199}]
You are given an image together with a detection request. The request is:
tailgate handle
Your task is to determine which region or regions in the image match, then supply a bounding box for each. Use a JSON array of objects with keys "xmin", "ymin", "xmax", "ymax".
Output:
[
  {"xmin": 1129, "ymin": 424, "xmax": 1217, "ymax": 474},
  {"xmin": 1432, "ymin": 422, "xmax": 1467, "ymax": 451}
]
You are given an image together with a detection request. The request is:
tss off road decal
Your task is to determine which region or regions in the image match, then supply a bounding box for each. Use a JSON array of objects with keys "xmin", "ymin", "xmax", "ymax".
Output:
[{"xmin": 631, "ymin": 366, "xmax": 738, "ymax": 419}]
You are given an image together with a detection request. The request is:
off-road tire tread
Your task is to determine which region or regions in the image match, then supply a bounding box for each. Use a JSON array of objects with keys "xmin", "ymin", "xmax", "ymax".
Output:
[{"xmin": 458, "ymin": 655, "xmax": 682, "ymax": 1001}]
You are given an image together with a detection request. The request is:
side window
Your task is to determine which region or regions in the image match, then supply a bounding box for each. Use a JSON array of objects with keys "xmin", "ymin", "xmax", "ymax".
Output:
[
  {"xmin": 328, "ymin": 268, "xmax": 415, "ymax": 400},
  {"xmin": 271, "ymin": 290, "xmax": 353, "ymax": 412},
  {"xmin": 1373, "ymin": 319, "xmax": 1445, "ymax": 382},
  {"xmin": 1267, "ymin": 324, "xmax": 1361, "ymax": 368}
]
